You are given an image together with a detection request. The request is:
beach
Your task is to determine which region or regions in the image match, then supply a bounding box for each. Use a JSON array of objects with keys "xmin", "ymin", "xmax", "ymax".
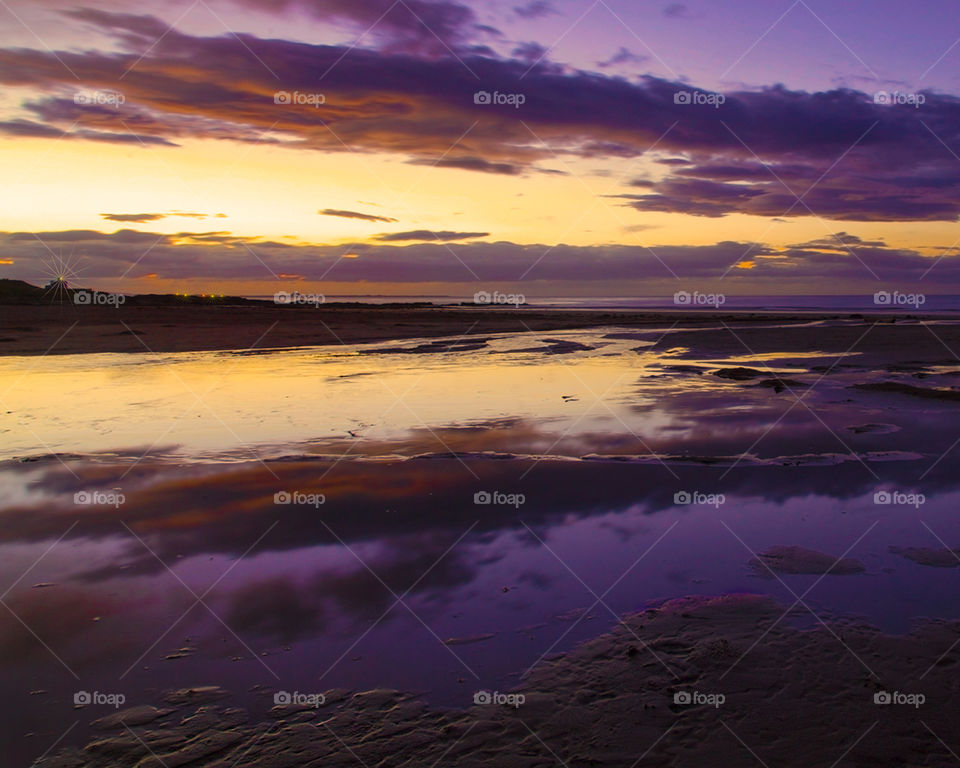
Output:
[
  {"xmin": 5, "ymin": 1, "xmax": 959, "ymax": 763},
  {"xmin": 31, "ymin": 593, "xmax": 960, "ymax": 768},
  {"xmin": 0, "ymin": 301, "xmax": 944, "ymax": 356},
  {"xmin": 3, "ymin": 309, "xmax": 960, "ymax": 766}
]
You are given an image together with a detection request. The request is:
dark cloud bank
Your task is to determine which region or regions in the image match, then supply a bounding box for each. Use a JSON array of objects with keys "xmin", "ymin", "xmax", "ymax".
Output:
[{"xmin": 0, "ymin": 8, "xmax": 958, "ymax": 224}]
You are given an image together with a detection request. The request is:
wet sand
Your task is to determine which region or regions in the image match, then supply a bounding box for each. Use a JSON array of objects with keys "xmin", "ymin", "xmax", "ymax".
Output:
[
  {"xmin": 35, "ymin": 593, "xmax": 960, "ymax": 767},
  {"xmin": 7, "ymin": 310, "xmax": 960, "ymax": 766},
  {"xmin": 8, "ymin": 450, "xmax": 960, "ymax": 767},
  {"xmin": 0, "ymin": 302, "xmax": 942, "ymax": 356}
]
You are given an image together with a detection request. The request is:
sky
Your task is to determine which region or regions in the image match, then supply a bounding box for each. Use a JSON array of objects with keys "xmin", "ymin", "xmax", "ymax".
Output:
[{"xmin": 1, "ymin": 0, "xmax": 960, "ymax": 297}]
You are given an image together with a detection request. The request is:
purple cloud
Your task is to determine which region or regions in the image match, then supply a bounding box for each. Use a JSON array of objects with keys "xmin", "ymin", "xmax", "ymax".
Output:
[
  {"xmin": 100, "ymin": 213, "xmax": 166, "ymax": 223},
  {"xmin": 230, "ymin": 0, "xmax": 498, "ymax": 54},
  {"xmin": 513, "ymin": 1, "xmax": 558, "ymax": 19},
  {"xmin": 598, "ymin": 47, "xmax": 649, "ymax": 68},
  {"xmin": 2, "ymin": 228, "xmax": 958, "ymax": 289},
  {"xmin": 373, "ymin": 230, "xmax": 489, "ymax": 241},
  {"xmin": 663, "ymin": 3, "xmax": 692, "ymax": 18},
  {"xmin": 407, "ymin": 157, "xmax": 522, "ymax": 175},
  {"xmin": 1, "ymin": 13, "xmax": 960, "ymax": 220},
  {"xmin": 320, "ymin": 209, "xmax": 399, "ymax": 223}
]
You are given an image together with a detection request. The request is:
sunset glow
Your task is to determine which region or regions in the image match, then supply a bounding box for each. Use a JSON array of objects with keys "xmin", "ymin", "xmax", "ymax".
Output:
[{"xmin": 2, "ymin": 0, "xmax": 959, "ymax": 297}]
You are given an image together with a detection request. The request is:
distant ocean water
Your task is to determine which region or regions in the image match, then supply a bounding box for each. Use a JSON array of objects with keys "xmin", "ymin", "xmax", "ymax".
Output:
[{"xmin": 246, "ymin": 294, "xmax": 960, "ymax": 311}]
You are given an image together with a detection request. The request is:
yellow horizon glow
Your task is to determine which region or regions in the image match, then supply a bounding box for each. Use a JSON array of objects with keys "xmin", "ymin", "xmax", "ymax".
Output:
[{"xmin": 1, "ymin": 134, "xmax": 958, "ymax": 271}]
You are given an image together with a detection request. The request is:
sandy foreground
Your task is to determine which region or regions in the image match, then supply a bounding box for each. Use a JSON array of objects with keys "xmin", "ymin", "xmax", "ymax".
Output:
[
  {"xmin": 35, "ymin": 592, "xmax": 959, "ymax": 767},
  {"xmin": 0, "ymin": 303, "xmax": 943, "ymax": 356}
]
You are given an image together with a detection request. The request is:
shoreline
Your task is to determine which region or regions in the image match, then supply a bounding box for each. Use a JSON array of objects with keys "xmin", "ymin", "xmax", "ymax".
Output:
[{"xmin": 0, "ymin": 303, "xmax": 949, "ymax": 356}]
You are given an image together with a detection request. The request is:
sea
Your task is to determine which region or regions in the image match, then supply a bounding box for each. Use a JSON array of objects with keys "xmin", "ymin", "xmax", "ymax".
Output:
[{"xmin": 247, "ymin": 294, "xmax": 960, "ymax": 311}]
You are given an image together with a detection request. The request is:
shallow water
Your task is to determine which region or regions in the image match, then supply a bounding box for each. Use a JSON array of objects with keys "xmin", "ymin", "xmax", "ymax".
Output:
[
  {"xmin": 3, "ymin": 323, "xmax": 959, "ymax": 766},
  {"xmin": 0, "ymin": 323, "xmax": 905, "ymax": 462}
]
